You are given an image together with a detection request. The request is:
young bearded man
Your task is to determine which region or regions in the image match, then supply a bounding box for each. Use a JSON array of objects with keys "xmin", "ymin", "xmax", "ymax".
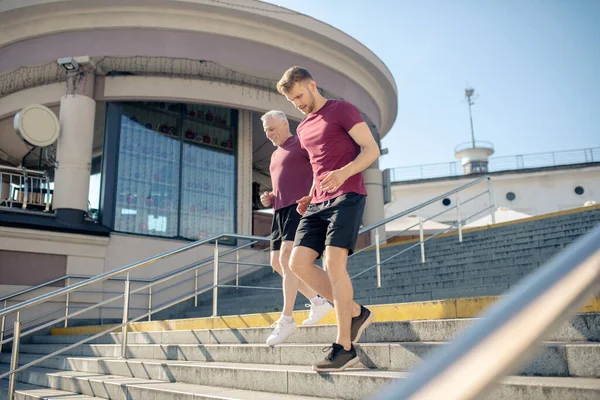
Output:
[
  {"xmin": 260, "ymin": 110, "xmax": 333, "ymax": 346},
  {"xmin": 277, "ymin": 67, "xmax": 380, "ymax": 372}
]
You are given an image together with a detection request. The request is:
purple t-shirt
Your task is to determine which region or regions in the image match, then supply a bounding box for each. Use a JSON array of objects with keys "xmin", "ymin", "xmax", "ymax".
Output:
[
  {"xmin": 269, "ymin": 135, "xmax": 313, "ymax": 211},
  {"xmin": 297, "ymin": 99, "xmax": 368, "ymax": 203}
]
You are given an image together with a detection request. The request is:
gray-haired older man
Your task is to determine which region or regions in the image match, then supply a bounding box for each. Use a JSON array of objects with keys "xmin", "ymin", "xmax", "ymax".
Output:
[{"xmin": 260, "ymin": 110, "xmax": 333, "ymax": 346}]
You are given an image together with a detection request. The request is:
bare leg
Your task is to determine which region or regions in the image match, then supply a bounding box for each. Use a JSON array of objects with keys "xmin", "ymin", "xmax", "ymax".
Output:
[
  {"xmin": 290, "ymin": 246, "xmax": 361, "ymax": 345},
  {"xmin": 271, "ymin": 249, "xmax": 318, "ymax": 304},
  {"xmin": 324, "ymin": 246, "xmax": 355, "ymax": 350}
]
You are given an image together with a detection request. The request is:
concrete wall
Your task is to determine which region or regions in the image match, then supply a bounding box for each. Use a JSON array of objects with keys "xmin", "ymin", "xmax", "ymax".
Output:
[{"xmin": 387, "ymin": 166, "xmax": 600, "ymax": 225}]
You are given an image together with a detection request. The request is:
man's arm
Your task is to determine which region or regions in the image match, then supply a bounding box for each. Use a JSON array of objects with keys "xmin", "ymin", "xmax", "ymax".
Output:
[
  {"xmin": 296, "ymin": 179, "xmax": 315, "ymax": 215},
  {"xmin": 320, "ymin": 122, "xmax": 380, "ymax": 193},
  {"xmin": 260, "ymin": 191, "xmax": 274, "ymax": 207}
]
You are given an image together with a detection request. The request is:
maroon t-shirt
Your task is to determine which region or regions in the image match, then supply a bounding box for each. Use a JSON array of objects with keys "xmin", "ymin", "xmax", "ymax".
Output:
[
  {"xmin": 269, "ymin": 135, "xmax": 313, "ymax": 211},
  {"xmin": 297, "ymin": 99, "xmax": 368, "ymax": 203}
]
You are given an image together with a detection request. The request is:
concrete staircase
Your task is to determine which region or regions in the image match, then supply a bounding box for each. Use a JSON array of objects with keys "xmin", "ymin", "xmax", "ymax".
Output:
[
  {"xmin": 1, "ymin": 313, "xmax": 599, "ymax": 399},
  {"xmin": 180, "ymin": 207, "xmax": 600, "ymax": 319}
]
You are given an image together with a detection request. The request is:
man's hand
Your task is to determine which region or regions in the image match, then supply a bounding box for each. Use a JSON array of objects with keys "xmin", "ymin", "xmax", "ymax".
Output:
[
  {"xmin": 260, "ymin": 191, "xmax": 274, "ymax": 207},
  {"xmin": 296, "ymin": 195, "xmax": 312, "ymax": 215},
  {"xmin": 319, "ymin": 169, "xmax": 349, "ymax": 193}
]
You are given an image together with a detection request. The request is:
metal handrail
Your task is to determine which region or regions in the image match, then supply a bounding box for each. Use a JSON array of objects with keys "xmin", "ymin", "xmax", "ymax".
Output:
[
  {"xmin": 372, "ymin": 223, "xmax": 600, "ymax": 400},
  {"xmin": 0, "ymin": 284, "xmax": 216, "ymax": 381},
  {"xmin": 0, "ymin": 237, "xmax": 270, "ymax": 346},
  {"xmin": 0, "ymin": 237, "xmax": 267, "ymax": 347},
  {"xmin": 0, "ymin": 232, "xmax": 266, "ymax": 319},
  {"xmin": 358, "ymin": 175, "xmax": 490, "ymax": 233},
  {"xmin": 390, "ymin": 146, "xmax": 600, "ymax": 182},
  {"xmin": 0, "ymin": 275, "xmax": 152, "ymax": 304}
]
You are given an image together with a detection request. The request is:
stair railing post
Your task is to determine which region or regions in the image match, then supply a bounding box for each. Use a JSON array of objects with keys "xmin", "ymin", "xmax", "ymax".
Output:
[
  {"xmin": 457, "ymin": 196, "xmax": 463, "ymax": 243},
  {"xmin": 120, "ymin": 273, "xmax": 131, "ymax": 359},
  {"xmin": 64, "ymin": 277, "xmax": 70, "ymax": 328},
  {"xmin": 419, "ymin": 216, "xmax": 426, "ymax": 264},
  {"xmin": 194, "ymin": 267, "xmax": 199, "ymax": 307},
  {"xmin": 0, "ymin": 300, "xmax": 6, "ymax": 354},
  {"xmin": 148, "ymin": 286, "xmax": 152, "ymax": 322},
  {"xmin": 8, "ymin": 311, "xmax": 21, "ymax": 400},
  {"xmin": 487, "ymin": 178, "xmax": 496, "ymax": 225},
  {"xmin": 235, "ymin": 250, "xmax": 240, "ymax": 288},
  {"xmin": 212, "ymin": 240, "xmax": 219, "ymax": 317},
  {"xmin": 375, "ymin": 228, "xmax": 382, "ymax": 288}
]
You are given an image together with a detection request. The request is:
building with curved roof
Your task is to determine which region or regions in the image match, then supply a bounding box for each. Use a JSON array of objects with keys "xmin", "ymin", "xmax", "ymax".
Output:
[{"xmin": 0, "ymin": 0, "xmax": 397, "ymax": 306}]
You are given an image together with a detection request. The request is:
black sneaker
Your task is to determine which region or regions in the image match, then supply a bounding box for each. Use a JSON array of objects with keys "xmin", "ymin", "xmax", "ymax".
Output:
[
  {"xmin": 313, "ymin": 343, "xmax": 359, "ymax": 372},
  {"xmin": 350, "ymin": 305, "xmax": 373, "ymax": 344}
]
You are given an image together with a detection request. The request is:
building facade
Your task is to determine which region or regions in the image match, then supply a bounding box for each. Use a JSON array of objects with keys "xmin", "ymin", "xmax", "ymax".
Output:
[
  {"xmin": 0, "ymin": 0, "xmax": 397, "ymax": 323},
  {"xmin": 386, "ymin": 150, "xmax": 600, "ymax": 230}
]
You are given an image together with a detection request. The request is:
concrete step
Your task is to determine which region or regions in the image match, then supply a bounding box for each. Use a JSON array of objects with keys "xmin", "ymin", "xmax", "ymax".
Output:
[
  {"xmin": 7, "ymin": 338, "xmax": 600, "ymax": 377},
  {"xmin": 0, "ymin": 380, "xmax": 104, "ymax": 400},
  {"xmin": 356, "ymin": 271, "xmax": 530, "ymax": 297},
  {"xmin": 351, "ymin": 260, "xmax": 540, "ymax": 284},
  {"xmin": 2, "ymin": 362, "xmax": 599, "ymax": 400},
  {"xmin": 355, "ymin": 228, "xmax": 591, "ymax": 255},
  {"xmin": 0, "ymin": 365, "xmax": 330, "ymax": 400},
  {"xmin": 27, "ymin": 314, "xmax": 600, "ymax": 345},
  {"xmin": 358, "ymin": 242, "xmax": 573, "ymax": 265},
  {"xmin": 204, "ymin": 271, "xmax": 529, "ymax": 314},
  {"xmin": 355, "ymin": 283, "xmax": 511, "ymax": 304}
]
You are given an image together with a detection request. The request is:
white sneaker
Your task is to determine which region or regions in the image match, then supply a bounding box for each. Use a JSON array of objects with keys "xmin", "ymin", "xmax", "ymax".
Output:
[
  {"xmin": 302, "ymin": 301, "xmax": 333, "ymax": 326},
  {"xmin": 266, "ymin": 318, "xmax": 297, "ymax": 346}
]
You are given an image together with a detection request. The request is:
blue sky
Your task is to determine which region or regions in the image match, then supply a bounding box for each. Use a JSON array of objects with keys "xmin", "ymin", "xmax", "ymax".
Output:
[{"xmin": 264, "ymin": 0, "xmax": 600, "ymax": 170}]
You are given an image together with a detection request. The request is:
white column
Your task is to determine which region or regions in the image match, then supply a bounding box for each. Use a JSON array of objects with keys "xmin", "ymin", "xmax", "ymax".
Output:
[
  {"xmin": 236, "ymin": 109, "xmax": 253, "ymax": 235},
  {"xmin": 363, "ymin": 160, "xmax": 386, "ymax": 244},
  {"xmin": 53, "ymin": 69, "xmax": 95, "ymax": 224}
]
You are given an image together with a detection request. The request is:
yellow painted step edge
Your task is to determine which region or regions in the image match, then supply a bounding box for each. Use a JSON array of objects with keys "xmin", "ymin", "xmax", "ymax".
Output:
[{"xmin": 51, "ymin": 295, "xmax": 600, "ymax": 336}]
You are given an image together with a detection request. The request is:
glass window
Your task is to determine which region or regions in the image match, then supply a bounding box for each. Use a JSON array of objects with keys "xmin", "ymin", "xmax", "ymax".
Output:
[
  {"xmin": 107, "ymin": 102, "xmax": 236, "ymax": 240},
  {"xmin": 181, "ymin": 145, "xmax": 235, "ymax": 239},
  {"xmin": 114, "ymin": 104, "xmax": 181, "ymax": 237}
]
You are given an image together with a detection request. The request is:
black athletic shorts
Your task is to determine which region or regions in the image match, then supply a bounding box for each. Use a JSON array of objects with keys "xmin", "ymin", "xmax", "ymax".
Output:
[
  {"xmin": 294, "ymin": 192, "xmax": 366, "ymax": 256},
  {"xmin": 271, "ymin": 203, "xmax": 303, "ymax": 251}
]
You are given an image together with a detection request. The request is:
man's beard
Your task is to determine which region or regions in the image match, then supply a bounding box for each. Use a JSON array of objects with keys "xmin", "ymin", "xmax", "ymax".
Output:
[{"xmin": 304, "ymin": 93, "xmax": 316, "ymax": 114}]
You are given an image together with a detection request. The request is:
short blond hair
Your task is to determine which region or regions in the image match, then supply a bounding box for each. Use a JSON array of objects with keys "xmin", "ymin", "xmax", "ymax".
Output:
[{"xmin": 276, "ymin": 66, "xmax": 313, "ymax": 94}]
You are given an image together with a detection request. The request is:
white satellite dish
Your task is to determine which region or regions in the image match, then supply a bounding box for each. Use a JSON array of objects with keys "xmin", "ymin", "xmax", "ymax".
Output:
[{"xmin": 13, "ymin": 104, "xmax": 60, "ymax": 147}]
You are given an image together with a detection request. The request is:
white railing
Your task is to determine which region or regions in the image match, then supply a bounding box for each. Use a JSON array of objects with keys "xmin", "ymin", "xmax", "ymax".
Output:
[
  {"xmin": 0, "ymin": 165, "xmax": 52, "ymax": 212},
  {"xmin": 390, "ymin": 146, "xmax": 600, "ymax": 182}
]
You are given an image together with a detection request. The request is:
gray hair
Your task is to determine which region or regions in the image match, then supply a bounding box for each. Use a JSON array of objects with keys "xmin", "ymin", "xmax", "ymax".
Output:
[{"xmin": 261, "ymin": 110, "xmax": 288, "ymax": 124}]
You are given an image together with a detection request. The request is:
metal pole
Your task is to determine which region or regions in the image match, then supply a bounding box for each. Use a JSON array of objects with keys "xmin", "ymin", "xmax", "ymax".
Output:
[
  {"xmin": 467, "ymin": 95, "xmax": 476, "ymax": 148},
  {"xmin": 375, "ymin": 229, "xmax": 382, "ymax": 288},
  {"xmin": 419, "ymin": 216, "xmax": 426, "ymax": 264},
  {"xmin": 236, "ymin": 250, "xmax": 240, "ymax": 288},
  {"xmin": 8, "ymin": 311, "xmax": 21, "ymax": 400},
  {"xmin": 120, "ymin": 275, "xmax": 131, "ymax": 359},
  {"xmin": 0, "ymin": 300, "xmax": 6, "ymax": 354},
  {"xmin": 457, "ymin": 196, "xmax": 463, "ymax": 243},
  {"xmin": 212, "ymin": 240, "xmax": 219, "ymax": 317},
  {"xmin": 44, "ymin": 175, "xmax": 50, "ymax": 212},
  {"xmin": 148, "ymin": 286, "xmax": 152, "ymax": 322},
  {"xmin": 9, "ymin": 174, "xmax": 14, "ymax": 208},
  {"xmin": 487, "ymin": 178, "xmax": 496, "ymax": 224},
  {"xmin": 194, "ymin": 268, "xmax": 199, "ymax": 307},
  {"xmin": 64, "ymin": 278, "xmax": 70, "ymax": 328}
]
